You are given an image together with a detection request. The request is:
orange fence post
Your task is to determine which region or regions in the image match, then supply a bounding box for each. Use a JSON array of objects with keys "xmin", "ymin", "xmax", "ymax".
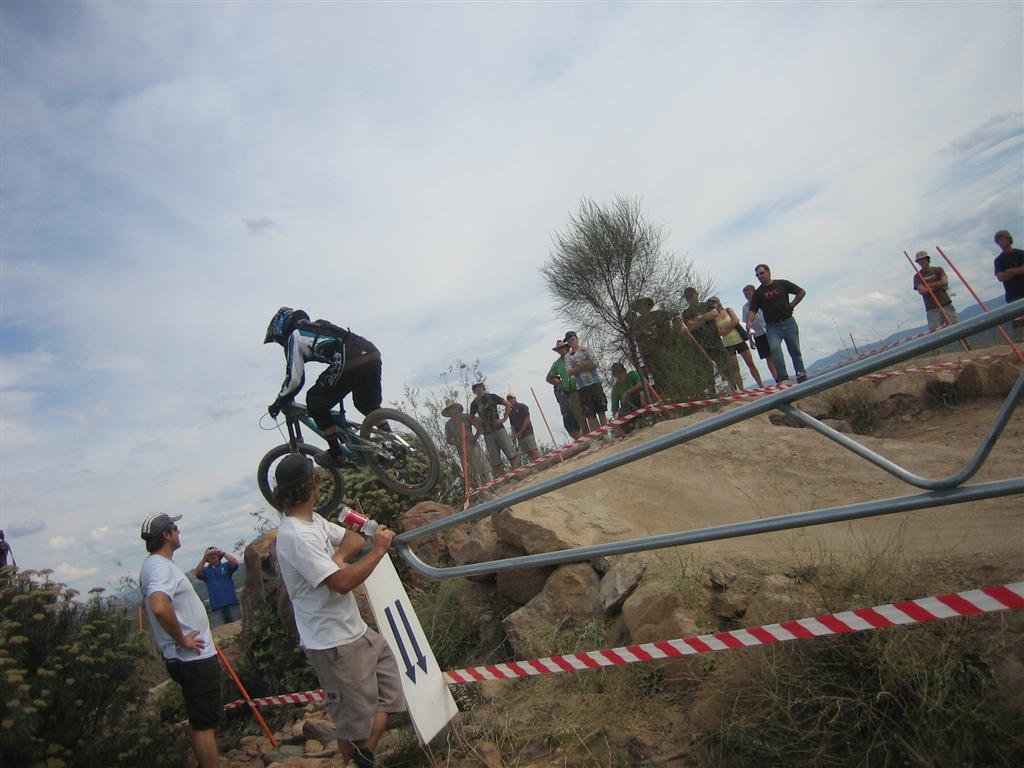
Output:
[
  {"xmin": 934, "ymin": 246, "xmax": 1024, "ymax": 364},
  {"xmin": 530, "ymin": 386, "xmax": 564, "ymax": 463},
  {"xmin": 460, "ymin": 421, "xmax": 472, "ymax": 509},
  {"xmin": 217, "ymin": 645, "xmax": 278, "ymax": 748},
  {"xmin": 903, "ymin": 250, "xmax": 970, "ymax": 352}
]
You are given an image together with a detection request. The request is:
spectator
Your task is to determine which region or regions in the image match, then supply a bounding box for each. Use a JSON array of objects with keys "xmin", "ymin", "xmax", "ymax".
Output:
[
  {"xmin": 506, "ymin": 393, "xmax": 541, "ymax": 461},
  {"xmin": 610, "ymin": 362, "xmax": 647, "ymax": 436},
  {"xmin": 681, "ymin": 287, "xmax": 726, "ymax": 394},
  {"xmin": 139, "ymin": 514, "xmax": 221, "ymax": 768},
  {"xmin": 470, "ymin": 382, "xmax": 520, "ymax": 477},
  {"xmin": 745, "ymin": 265, "xmax": 807, "ymax": 383},
  {"xmin": 707, "ymin": 296, "xmax": 763, "ymax": 389},
  {"xmin": 742, "ymin": 284, "xmax": 778, "ymax": 382},
  {"xmin": 273, "ymin": 454, "xmax": 406, "ymax": 768},
  {"xmin": 994, "ymin": 229, "xmax": 1024, "ymax": 342},
  {"xmin": 545, "ymin": 339, "xmax": 582, "ymax": 439},
  {"xmin": 912, "ymin": 250, "xmax": 959, "ymax": 330},
  {"xmin": 442, "ymin": 400, "xmax": 490, "ymax": 488},
  {"xmin": 564, "ymin": 331, "xmax": 609, "ymax": 434},
  {"xmin": 0, "ymin": 530, "xmax": 12, "ymax": 569},
  {"xmin": 194, "ymin": 546, "xmax": 241, "ymax": 627}
]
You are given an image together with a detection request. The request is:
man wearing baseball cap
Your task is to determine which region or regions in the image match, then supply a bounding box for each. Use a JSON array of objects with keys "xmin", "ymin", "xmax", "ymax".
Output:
[
  {"xmin": 273, "ymin": 454, "xmax": 406, "ymax": 768},
  {"xmin": 139, "ymin": 513, "xmax": 221, "ymax": 767}
]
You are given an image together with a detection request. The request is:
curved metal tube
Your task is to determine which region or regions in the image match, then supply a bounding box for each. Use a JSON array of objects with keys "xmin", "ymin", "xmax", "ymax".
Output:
[{"xmin": 774, "ymin": 367, "xmax": 1023, "ymax": 490}]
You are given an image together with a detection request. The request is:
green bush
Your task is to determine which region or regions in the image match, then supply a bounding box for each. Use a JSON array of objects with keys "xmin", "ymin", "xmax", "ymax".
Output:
[
  {"xmin": 241, "ymin": 603, "xmax": 317, "ymax": 696},
  {"xmin": 0, "ymin": 568, "xmax": 185, "ymax": 768}
]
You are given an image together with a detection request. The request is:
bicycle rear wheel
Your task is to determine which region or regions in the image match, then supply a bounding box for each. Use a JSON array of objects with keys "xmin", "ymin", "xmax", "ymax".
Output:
[
  {"xmin": 257, "ymin": 442, "xmax": 345, "ymax": 518},
  {"xmin": 358, "ymin": 408, "xmax": 440, "ymax": 497}
]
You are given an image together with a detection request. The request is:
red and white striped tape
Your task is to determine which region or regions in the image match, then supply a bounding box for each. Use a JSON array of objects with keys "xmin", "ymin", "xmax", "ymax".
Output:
[
  {"xmin": 469, "ymin": 352, "xmax": 1015, "ymax": 496},
  {"xmin": 443, "ymin": 582, "xmax": 1024, "ymax": 684},
  {"xmin": 221, "ymin": 582, "xmax": 1023, "ymax": 711}
]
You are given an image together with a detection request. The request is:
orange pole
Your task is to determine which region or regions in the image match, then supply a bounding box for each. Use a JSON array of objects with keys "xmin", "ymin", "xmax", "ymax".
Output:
[
  {"xmin": 216, "ymin": 645, "xmax": 277, "ymax": 747},
  {"xmin": 460, "ymin": 421, "xmax": 472, "ymax": 509},
  {"xmin": 137, "ymin": 605, "xmax": 145, "ymax": 632},
  {"xmin": 904, "ymin": 251, "xmax": 969, "ymax": 352},
  {"xmin": 935, "ymin": 245, "xmax": 1024, "ymax": 364},
  {"xmin": 530, "ymin": 386, "xmax": 564, "ymax": 463}
]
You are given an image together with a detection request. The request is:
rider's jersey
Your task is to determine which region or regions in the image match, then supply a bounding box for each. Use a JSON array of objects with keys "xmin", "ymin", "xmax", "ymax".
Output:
[{"xmin": 277, "ymin": 322, "xmax": 380, "ymax": 400}]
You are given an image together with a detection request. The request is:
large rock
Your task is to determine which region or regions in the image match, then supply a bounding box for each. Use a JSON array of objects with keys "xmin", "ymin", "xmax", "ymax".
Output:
[
  {"xmin": 397, "ymin": 501, "xmax": 469, "ymax": 568},
  {"xmin": 955, "ymin": 360, "xmax": 1019, "ymax": 399},
  {"xmin": 599, "ymin": 553, "xmax": 648, "ymax": 614},
  {"xmin": 492, "ymin": 499, "xmax": 632, "ymax": 555},
  {"xmin": 496, "ymin": 565, "xmax": 554, "ymax": 606},
  {"xmin": 453, "ymin": 516, "xmax": 522, "ymax": 581},
  {"xmin": 620, "ymin": 580, "xmax": 703, "ymax": 691},
  {"xmin": 502, "ymin": 563, "xmax": 602, "ymax": 655},
  {"xmin": 742, "ymin": 574, "xmax": 819, "ymax": 627},
  {"xmin": 243, "ymin": 530, "xmax": 289, "ymax": 635}
]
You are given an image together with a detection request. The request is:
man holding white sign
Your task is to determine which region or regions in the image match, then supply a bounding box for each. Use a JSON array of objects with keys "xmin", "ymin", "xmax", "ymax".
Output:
[{"xmin": 273, "ymin": 454, "xmax": 406, "ymax": 768}]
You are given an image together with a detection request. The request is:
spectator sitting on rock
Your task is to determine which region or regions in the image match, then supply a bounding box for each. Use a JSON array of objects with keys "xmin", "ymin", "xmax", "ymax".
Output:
[
  {"xmin": 564, "ymin": 331, "xmax": 609, "ymax": 436},
  {"xmin": 442, "ymin": 400, "xmax": 489, "ymax": 488},
  {"xmin": 506, "ymin": 393, "xmax": 541, "ymax": 461},
  {"xmin": 545, "ymin": 339, "xmax": 582, "ymax": 439},
  {"xmin": 610, "ymin": 362, "xmax": 646, "ymax": 436},
  {"xmin": 470, "ymin": 382, "xmax": 520, "ymax": 478}
]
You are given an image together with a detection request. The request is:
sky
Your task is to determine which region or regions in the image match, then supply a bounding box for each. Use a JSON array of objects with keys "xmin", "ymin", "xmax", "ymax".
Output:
[{"xmin": 1, "ymin": 1, "xmax": 1022, "ymax": 594}]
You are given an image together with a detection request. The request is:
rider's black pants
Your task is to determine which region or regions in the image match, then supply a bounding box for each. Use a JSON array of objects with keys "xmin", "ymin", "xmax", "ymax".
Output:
[{"xmin": 306, "ymin": 360, "xmax": 383, "ymax": 430}]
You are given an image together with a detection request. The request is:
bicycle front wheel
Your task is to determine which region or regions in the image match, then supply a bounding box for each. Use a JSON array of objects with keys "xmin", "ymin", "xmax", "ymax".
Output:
[
  {"xmin": 358, "ymin": 408, "xmax": 441, "ymax": 497},
  {"xmin": 257, "ymin": 442, "xmax": 345, "ymax": 518}
]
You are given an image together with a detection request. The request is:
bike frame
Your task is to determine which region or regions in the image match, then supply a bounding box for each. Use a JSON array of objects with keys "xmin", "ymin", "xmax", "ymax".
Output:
[{"xmin": 280, "ymin": 406, "xmax": 366, "ymax": 466}]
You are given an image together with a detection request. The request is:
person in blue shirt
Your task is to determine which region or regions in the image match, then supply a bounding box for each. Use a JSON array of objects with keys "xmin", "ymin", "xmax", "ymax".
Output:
[{"xmin": 194, "ymin": 547, "xmax": 241, "ymax": 626}]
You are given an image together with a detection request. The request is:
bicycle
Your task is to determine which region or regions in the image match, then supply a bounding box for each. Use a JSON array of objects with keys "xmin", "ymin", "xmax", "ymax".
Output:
[{"xmin": 258, "ymin": 402, "xmax": 441, "ymax": 516}]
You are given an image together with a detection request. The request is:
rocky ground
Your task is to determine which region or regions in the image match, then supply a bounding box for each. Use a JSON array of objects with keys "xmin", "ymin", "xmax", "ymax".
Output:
[{"xmin": 202, "ymin": 343, "xmax": 1023, "ymax": 767}]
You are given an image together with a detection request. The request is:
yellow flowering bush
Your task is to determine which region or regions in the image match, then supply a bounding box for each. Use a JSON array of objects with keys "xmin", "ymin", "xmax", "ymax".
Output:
[{"xmin": 0, "ymin": 570, "xmax": 184, "ymax": 767}]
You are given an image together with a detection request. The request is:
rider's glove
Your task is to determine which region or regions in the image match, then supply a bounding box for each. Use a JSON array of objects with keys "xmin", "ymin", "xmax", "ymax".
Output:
[{"xmin": 268, "ymin": 399, "xmax": 284, "ymax": 419}]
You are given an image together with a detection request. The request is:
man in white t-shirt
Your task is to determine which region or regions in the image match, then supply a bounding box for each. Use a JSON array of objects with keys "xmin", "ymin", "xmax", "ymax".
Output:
[
  {"xmin": 273, "ymin": 454, "xmax": 406, "ymax": 768},
  {"xmin": 139, "ymin": 513, "xmax": 221, "ymax": 768}
]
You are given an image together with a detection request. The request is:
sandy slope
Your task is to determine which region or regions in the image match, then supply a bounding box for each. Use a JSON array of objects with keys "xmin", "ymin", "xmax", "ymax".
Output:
[{"xmin": 507, "ymin": 379, "xmax": 1023, "ymax": 571}]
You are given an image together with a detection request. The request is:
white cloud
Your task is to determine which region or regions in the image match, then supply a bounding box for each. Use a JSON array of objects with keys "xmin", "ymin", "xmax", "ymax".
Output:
[
  {"xmin": 1, "ymin": 2, "xmax": 1021, "ymax": 592},
  {"xmin": 47, "ymin": 535, "xmax": 75, "ymax": 551},
  {"xmin": 52, "ymin": 562, "xmax": 100, "ymax": 584}
]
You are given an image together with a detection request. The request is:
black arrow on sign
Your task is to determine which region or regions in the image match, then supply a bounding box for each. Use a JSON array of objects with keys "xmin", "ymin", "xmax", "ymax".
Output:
[
  {"xmin": 396, "ymin": 601, "xmax": 428, "ymax": 673},
  {"xmin": 385, "ymin": 606, "xmax": 417, "ymax": 683}
]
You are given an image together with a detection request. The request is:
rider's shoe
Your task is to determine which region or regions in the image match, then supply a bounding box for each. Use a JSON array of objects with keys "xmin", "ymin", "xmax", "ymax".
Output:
[
  {"xmin": 314, "ymin": 449, "xmax": 343, "ymax": 470},
  {"xmin": 352, "ymin": 746, "xmax": 374, "ymax": 768}
]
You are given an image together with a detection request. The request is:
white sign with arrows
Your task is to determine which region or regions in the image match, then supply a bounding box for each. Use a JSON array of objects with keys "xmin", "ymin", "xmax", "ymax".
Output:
[{"xmin": 363, "ymin": 555, "xmax": 459, "ymax": 745}]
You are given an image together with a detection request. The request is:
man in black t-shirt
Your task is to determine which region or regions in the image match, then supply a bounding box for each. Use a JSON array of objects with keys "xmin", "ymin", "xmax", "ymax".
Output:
[
  {"xmin": 506, "ymin": 394, "xmax": 540, "ymax": 461},
  {"xmin": 745, "ymin": 264, "xmax": 807, "ymax": 383},
  {"xmin": 994, "ymin": 230, "xmax": 1024, "ymax": 342}
]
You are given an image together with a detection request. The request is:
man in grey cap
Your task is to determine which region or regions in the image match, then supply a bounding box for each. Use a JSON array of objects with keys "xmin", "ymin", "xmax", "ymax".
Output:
[{"xmin": 139, "ymin": 513, "xmax": 221, "ymax": 767}]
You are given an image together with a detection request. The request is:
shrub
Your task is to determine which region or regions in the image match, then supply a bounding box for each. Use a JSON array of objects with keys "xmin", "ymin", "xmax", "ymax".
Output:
[{"xmin": 0, "ymin": 569, "xmax": 185, "ymax": 768}]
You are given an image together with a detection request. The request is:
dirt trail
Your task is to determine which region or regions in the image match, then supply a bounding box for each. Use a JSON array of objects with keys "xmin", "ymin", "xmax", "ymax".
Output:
[{"xmin": 508, "ymin": 381, "xmax": 1023, "ymax": 572}]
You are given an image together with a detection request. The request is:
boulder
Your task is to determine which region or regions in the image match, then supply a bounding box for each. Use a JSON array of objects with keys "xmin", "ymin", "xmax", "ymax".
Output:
[
  {"xmin": 704, "ymin": 563, "xmax": 736, "ymax": 592},
  {"xmin": 453, "ymin": 517, "xmax": 521, "ymax": 581},
  {"xmin": 742, "ymin": 574, "xmax": 819, "ymax": 627},
  {"xmin": 492, "ymin": 500, "xmax": 632, "ymax": 555},
  {"xmin": 242, "ymin": 530, "xmax": 280, "ymax": 628},
  {"xmin": 496, "ymin": 566, "xmax": 554, "ymax": 606},
  {"xmin": 502, "ymin": 564, "xmax": 602, "ymax": 655},
  {"xmin": 599, "ymin": 554, "xmax": 648, "ymax": 614},
  {"xmin": 620, "ymin": 580, "xmax": 703, "ymax": 690},
  {"xmin": 712, "ymin": 589, "xmax": 751, "ymax": 621},
  {"xmin": 457, "ymin": 580, "xmax": 505, "ymax": 647},
  {"xmin": 820, "ymin": 417, "xmax": 854, "ymax": 433},
  {"xmin": 397, "ymin": 501, "xmax": 470, "ymax": 568},
  {"xmin": 792, "ymin": 394, "xmax": 832, "ymax": 420},
  {"xmin": 301, "ymin": 718, "xmax": 335, "ymax": 745}
]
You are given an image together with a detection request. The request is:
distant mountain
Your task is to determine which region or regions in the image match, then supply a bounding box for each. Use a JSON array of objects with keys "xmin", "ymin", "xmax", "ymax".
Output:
[{"xmin": 808, "ymin": 297, "xmax": 1011, "ymax": 373}]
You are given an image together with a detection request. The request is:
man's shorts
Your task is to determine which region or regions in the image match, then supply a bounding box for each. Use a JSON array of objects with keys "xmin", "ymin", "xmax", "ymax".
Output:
[
  {"xmin": 165, "ymin": 655, "xmax": 222, "ymax": 731},
  {"xmin": 483, "ymin": 429, "xmax": 516, "ymax": 466},
  {"xmin": 516, "ymin": 432, "xmax": 538, "ymax": 455},
  {"xmin": 577, "ymin": 383, "xmax": 607, "ymax": 418},
  {"xmin": 305, "ymin": 628, "xmax": 407, "ymax": 742},
  {"xmin": 752, "ymin": 333, "xmax": 771, "ymax": 360}
]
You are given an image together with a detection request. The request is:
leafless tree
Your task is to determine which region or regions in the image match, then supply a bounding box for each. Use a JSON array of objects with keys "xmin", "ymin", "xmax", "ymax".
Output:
[{"xmin": 541, "ymin": 196, "xmax": 711, "ymax": 374}]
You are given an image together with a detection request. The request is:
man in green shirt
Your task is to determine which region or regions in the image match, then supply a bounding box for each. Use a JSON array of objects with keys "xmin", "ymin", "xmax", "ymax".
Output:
[
  {"xmin": 610, "ymin": 363, "xmax": 647, "ymax": 439},
  {"xmin": 545, "ymin": 340, "xmax": 582, "ymax": 439}
]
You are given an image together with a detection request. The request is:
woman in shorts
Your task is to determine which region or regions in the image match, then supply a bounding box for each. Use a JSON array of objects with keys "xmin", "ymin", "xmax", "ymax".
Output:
[{"xmin": 707, "ymin": 297, "xmax": 763, "ymax": 390}]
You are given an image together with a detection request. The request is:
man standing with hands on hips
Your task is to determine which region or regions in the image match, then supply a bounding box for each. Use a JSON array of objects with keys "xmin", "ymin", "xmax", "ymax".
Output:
[
  {"xmin": 745, "ymin": 264, "xmax": 807, "ymax": 383},
  {"xmin": 273, "ymin": 454, "xmax": 406, "ymax": 768},
  {"xmin": 139, "ymin": 513, "xmax": 222, "ymax": 768}
]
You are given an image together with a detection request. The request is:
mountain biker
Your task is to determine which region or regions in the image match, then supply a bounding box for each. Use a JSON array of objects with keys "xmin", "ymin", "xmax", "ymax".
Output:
[{"xmin": 264, "ymin": 307, "xmax": 384, "ymax": 470}]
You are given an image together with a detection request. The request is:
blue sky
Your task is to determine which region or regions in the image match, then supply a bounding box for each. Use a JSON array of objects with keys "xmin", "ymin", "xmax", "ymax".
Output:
[{"xmin": 1, "ymin": 1, "xmax": 1022, "ymax": 591}]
